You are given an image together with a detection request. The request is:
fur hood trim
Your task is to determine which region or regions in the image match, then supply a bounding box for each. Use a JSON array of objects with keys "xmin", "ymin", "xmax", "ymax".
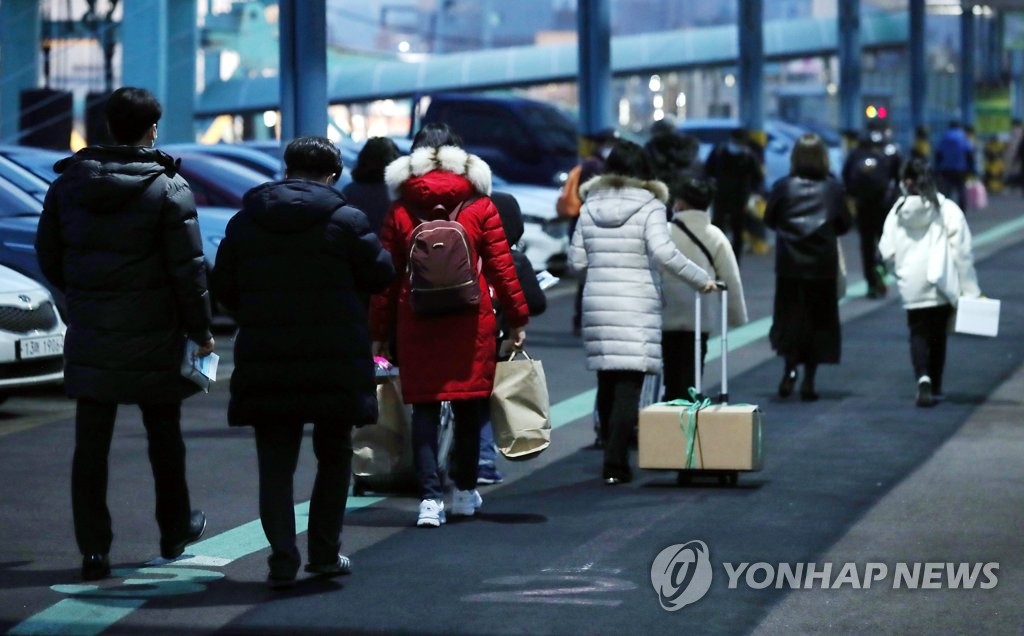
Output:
[
  {"xmin": 579, "ymin": 174, "xmax": 670, "ymax": 203},
  {"xmin": 384, "ymin": 145, "xmax": 492, "ymax": 196}
]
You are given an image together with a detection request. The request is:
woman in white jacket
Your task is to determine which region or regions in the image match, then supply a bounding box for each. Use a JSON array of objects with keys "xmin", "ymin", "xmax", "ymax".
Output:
[
  {"xmin": 660, "ymin": 175, "xmax": 749, "ymax": 400},
  {"xmin": 879, "ymin": 157, "xmax": 981, "ymax": 407},
  {"xmin": 570, "ymin": 140, "xmax": 716, "ymax": 485}
]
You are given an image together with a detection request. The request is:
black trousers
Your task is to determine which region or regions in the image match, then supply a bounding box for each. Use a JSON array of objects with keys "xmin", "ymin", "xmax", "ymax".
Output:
[
  {"xmin": 72, "ymin": 399, "xmax": 191, "ymax": 556},
  {"xmin": 254, "ymin": 421, "xmax": 353, "ymax": 575},
  {"xmin": 907, "ymin": 305, "xmax": 953, "ymax": 393},
  {"xmin": 596, "ymin": 370, "xmax": 645, "ymax": 479},
  {"xmin": 854, "ymin": 197, "xmax": 887, "ymax": 288},
  {"xmin": 713, "ymin": 199, "xmax": 748, "ymax": 263},
  {"xmin": 662, "ymin": 330, "xmax": 709, "ymax": 401}
]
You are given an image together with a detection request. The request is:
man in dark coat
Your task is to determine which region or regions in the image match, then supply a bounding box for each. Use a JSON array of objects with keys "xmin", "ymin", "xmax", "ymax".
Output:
[
  {"xmin": 211, "ymin": 136, "xmax": 395, "ymax": 588},
  {"xmin": 705, "ymin": 128, "xmax": 763, "ymax": 263},
  {"xmin": 35, "ymin": 87, "xmax": 214, "ymax": 581}
]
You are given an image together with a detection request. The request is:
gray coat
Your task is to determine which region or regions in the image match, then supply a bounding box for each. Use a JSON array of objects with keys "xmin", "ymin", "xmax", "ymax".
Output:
[{"xmin": 569, "ymin": 175, "xmax": 711, "ymax": 373}]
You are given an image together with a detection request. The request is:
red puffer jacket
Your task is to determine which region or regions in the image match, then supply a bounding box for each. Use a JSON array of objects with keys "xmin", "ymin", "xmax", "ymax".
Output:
[{"xmin": 370, "ymin": 146, "xmax": 529, "ymax": 403}]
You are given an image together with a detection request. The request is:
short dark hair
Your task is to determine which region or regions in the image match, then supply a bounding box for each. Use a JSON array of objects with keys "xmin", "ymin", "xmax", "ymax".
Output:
[
  {"xmin": 412, "ymin": 122, "xmax": 463, "ymax": 150},
  {"xmin": 669, "ymin": 175, "xmax": 716, "ymax": 210},
  {"xmin": 283, "ymin": 136, "xmax": 342, "ymax": 180},
  {"xmin": 730, "ymin": 128, "xmax": 749, "ymax": 143},
  {"xmin": 105, "ymin": 87, "xmax": 162, "ymax": 144},
  {"xmin": 604, "ymin": 139, "xmax": 655, "ymax": 180},
  {"xmin": 352, "ymin": 137, "xmax": 401, "ymax": 184},
  {"xmin": 790, "ymin": 133, "xmax": 830, "ymax": 180}
]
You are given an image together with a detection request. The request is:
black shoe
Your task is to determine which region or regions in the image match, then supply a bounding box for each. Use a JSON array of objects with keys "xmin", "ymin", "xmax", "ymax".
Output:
[
  {"xmin": 916, "ymin": 378, "xmax": 934, "ymax": 407},
  {"xmin": 81, "ymin": 554, "xmax": 110, "ymax": 581},
  {"xmin": 160, "ymin": 510, "xmax": 207, "ymax": 559},
  {"xmin": 778, "ymin": 369, "xmax": 797, "ymax": 398},
  {"xmin": 601, "ymin": 467, "xmax": 633, "ymax": 485},
  {"xmin": 304, "ymin": 554, "xmax": 352, "ymax": 577},
  {"xmin": 267, "ymin": 573, "xmax": 297, "ymax": 590},
  {"xmin": 800, "ymin": 377, "xmax": 818, "ymax": 402}
]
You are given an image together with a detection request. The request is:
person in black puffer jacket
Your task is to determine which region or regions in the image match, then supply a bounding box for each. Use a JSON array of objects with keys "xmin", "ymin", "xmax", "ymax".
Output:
[
  {"xmin": 35, "ymin": 87, "xmax": 215, "ymax": 582},
  {"xmin": 211, "ymin": 136, "xmax": 394, "ymax": 588}
]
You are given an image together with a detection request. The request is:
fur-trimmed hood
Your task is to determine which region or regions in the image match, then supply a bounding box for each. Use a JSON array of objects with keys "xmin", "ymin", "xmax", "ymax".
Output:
[
  {"xmin": 384, "ymin": 145, "xmax": 492, "ymax": 213},
  {"xmin": 579, "ymin": 174, "xmax": 670, "ymax": 228},
  {"xmin": 579, "ymin": 174, "xmax": 669, "ymax": 203}
]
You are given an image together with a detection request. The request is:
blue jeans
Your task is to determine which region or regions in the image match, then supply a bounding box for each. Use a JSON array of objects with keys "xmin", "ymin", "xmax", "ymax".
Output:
[
  {"xmin": 479, "ymin": 404, "xmax": 497, "ymax": 467},
  {"xmin": 412, "ymin": 400, "xmax": 484, "ymax": 500}
]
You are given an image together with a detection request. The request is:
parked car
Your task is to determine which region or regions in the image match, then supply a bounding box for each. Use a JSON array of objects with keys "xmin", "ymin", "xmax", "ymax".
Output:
[
  {"xmin": 0, "ymin": 146, "xmax": 239, "ymax": 317},
  {"xmin": 162, "ymin": 143, "xmax": 284, "ymax": 180},
  {"xmin": 0, "ymin": 264, "xmax": 66, "ymax": 403},
  {"xmin": 0, "ymin": 154, "xmax": 51, "ymax": 203},
  {"xmin": 0, "ymin": 145, "xmax": 65, "ymax": 183},
  {"xmin": 677, "ymin": 118, "xmax": 843, "ymax": 188},
  {"xmin": 418, "ymin": 93, "xmax": 579, "ymax": 187}
]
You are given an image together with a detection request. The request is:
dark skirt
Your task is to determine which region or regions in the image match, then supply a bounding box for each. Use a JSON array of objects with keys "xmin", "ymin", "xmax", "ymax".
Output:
[{"xmin": 769, "ymin": 277, "xmax": 841, "ymax": 365}]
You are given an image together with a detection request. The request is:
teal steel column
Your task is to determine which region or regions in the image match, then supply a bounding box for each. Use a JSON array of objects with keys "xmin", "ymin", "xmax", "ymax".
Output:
[
  {"xmin": 279, "ymin": 0, "xmax": 327, "ymax": 142},
  {"xmin": 123, "ymin": 0, "xmax": 197, "ymax": 142},
  {"xmin": 577, "ymin": 0, "xmax": 613, "ymax": 139},
  {"xmin": 838, "ymin": 0, "xmax": 862, "ymax": 135},
  {"xmin": 0, "ymin": 0, "xmax": 41, "ymax": 143},
  {"xmin": 909, "ymin": 0, "xmax": 926, "ymax": 133},
  {"xmin": 738, "ymin": 0, "xmax": 763, "ymax": 132},
  {"xmin": 1012, "ymin": 51, "xmax": 1024, "ymax": 120},
  {"xmin": 961, "ymin": 6, "xmax": 976, "ymax": 125}
]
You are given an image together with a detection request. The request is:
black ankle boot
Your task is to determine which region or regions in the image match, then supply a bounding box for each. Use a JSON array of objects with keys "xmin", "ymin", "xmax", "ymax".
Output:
[
  {"xmin": 81, "ymin": 554, "xmax": 110, "ymax": 581},
  {"xmin": 778, "ymin": 368, "xmax": 797, "ymax": 398}
]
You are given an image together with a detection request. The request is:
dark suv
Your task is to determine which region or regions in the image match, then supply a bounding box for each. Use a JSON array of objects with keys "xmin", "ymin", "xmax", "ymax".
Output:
[{"xmin": 418, "ymin": 93, "xmax": 579, "ymax": 186}]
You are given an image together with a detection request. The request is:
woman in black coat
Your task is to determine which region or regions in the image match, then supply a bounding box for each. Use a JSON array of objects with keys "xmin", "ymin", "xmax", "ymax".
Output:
[
  {"xmin": 341, "ymin": 137, "xmax": 401, "ymax": 234},
  {"xmin": 764, "ymin": 133, "xmax": 852, "ymax": 401}
]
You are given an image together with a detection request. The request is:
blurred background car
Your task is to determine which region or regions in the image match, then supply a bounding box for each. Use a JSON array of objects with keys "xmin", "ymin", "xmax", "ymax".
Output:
[
  {"xmin": 0, "ymin": 263, "xmax": 66, "ymax": 404},
  {"xmin": 0, "ymin": 145, "xmax": 240, "ymax": 319},
  {"xmin": 162, "ymin": 142, "xmax": 283, "ymax": 180},
  {"xmin": 491, "ymin": 174, "xmax": 567, "ymax": 276},
  {"xmin": 677, "ymin": 117, "xmax": 844, "ymax": 187}
]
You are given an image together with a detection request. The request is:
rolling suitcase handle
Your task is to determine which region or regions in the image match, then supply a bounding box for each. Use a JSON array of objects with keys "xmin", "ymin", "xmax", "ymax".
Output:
[{"xmin": 693, "ymin": 281, "xmax": 728, "ymax": 403}]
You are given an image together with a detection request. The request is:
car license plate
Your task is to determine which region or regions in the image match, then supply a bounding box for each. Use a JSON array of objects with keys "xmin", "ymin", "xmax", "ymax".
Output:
[{"xmin": 19, "ymin": 334, "xmax": 64, "ymax": 360}]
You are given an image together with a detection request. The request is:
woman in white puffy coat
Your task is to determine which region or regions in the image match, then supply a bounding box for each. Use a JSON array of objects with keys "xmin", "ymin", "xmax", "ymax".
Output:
[
  {"xmin": 879, "ymin": 157, "xmax": 981, "ymax": 407},
  {"xmin": 570, "ymin": 140, "xmax": 716, "ymax": 485}
]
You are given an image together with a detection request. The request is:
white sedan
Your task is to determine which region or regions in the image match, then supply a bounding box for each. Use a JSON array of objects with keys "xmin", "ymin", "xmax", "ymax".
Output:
[{"xmin": 0, "ymin": 265, "xmax": 65, "ymax": 402}]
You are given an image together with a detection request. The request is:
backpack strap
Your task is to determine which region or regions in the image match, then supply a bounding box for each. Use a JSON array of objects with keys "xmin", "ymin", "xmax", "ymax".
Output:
[{"xmin": 671, "ymin": 217, "xmax": 716, "ymax": 274}]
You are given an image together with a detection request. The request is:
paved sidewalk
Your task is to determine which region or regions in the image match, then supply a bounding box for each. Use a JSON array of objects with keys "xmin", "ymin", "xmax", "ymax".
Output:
[{"xmin": 755, "ymin": 360, "xmax": 1024, "ymax": 634}]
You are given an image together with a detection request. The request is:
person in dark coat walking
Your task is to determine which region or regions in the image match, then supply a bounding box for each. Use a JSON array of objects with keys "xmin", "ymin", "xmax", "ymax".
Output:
[
  {"xmin": 35, "ymin": 87, "xmax": 214, "ymax": 581},
  {"xmin": 342, "ymin": 136, "xmax": 402, "ymax": 234},
  {"xmin": 765, "ymin": 133, "xmax": 852, "ymax": 401},
  {"xmin": 705, "ymin": 128, "xmax": 763, "ymax": 262},
  {"xmin": 211, "ymin": 137, "xmax": 394, "ymax": 588}
]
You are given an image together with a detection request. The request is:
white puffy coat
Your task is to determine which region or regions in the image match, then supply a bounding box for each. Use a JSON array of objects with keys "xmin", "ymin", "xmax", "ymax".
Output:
[
  {"xmin": 570, "ymin": 175, "xmax": 711, "ymax": 373},
  {"xmin": 661, "ymin": 209, "xmax": 749, "ymax": 333},
  {"xmin": 878, "ymin": 193, "xmax": 981, "ymax": 309}
]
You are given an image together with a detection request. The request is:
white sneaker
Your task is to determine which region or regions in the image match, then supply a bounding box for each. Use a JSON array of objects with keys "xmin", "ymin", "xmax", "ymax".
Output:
[
  {"xmin": 416, "ymin": 499, "xmax": 446, "ymax": 528},
  {"xmin": 450, "ymin": 489, "xmax": 483, "ymax": 517}
]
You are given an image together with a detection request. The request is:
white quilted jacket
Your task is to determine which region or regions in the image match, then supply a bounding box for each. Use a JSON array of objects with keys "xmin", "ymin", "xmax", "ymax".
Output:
[{"xmin": 570, "ymin": 175, "xmax": 711, "ymax": 373}]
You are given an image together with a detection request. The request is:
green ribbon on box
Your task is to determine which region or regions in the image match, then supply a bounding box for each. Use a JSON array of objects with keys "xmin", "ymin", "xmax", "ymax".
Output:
[{"xmin": 653, "ymin": 388, "xmax": 712, "ymax": 469}]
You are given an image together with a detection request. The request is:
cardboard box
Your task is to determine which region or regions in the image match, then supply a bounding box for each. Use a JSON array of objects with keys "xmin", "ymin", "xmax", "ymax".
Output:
[
  {"xmin": 954, "ymin": 297, "xmax": 1000, "ymax": 337},
  {"xmin": 638, "ymin": 403, "xmax": 764, "ymax": 471}
]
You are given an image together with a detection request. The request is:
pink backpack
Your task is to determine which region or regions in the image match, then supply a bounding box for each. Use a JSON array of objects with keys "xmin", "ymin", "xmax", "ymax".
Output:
[{"xmin": 407, "ymin": 198, "xmax": 480, "ymax": 315}]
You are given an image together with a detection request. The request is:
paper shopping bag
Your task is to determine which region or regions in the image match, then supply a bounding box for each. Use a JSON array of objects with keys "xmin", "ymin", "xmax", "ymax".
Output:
[
  {"xmin": 954, "ymin": 297, "xmax": 1001, "ymax": 337},
  {"xmin": 352, "ymin": 377, "xmax": 413, "ymax": 477},
  {"xmin": 490, "ymin": 350, "xmax": 551, "ymax": 461}
]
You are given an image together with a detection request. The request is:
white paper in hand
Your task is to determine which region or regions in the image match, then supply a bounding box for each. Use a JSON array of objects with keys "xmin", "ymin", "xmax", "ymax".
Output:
[{"xmin": 181, "ymin": 339, "xmax": 219, "ymax": 392}]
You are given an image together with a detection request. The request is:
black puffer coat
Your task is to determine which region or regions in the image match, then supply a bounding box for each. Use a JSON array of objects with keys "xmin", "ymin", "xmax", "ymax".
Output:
[
  {"xmin": 36, "ymin": 145, "xmax": 213, "ymax": 404},
  {"xmin": 211, "ymin": 180, "xmax": 395, "ymax": 427}
]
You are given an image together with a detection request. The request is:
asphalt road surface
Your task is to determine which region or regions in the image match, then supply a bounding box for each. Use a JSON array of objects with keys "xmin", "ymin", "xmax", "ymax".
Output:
[{"xmin": 2, "ymin": 194, "xmax": 1023, "ymax": 635}]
